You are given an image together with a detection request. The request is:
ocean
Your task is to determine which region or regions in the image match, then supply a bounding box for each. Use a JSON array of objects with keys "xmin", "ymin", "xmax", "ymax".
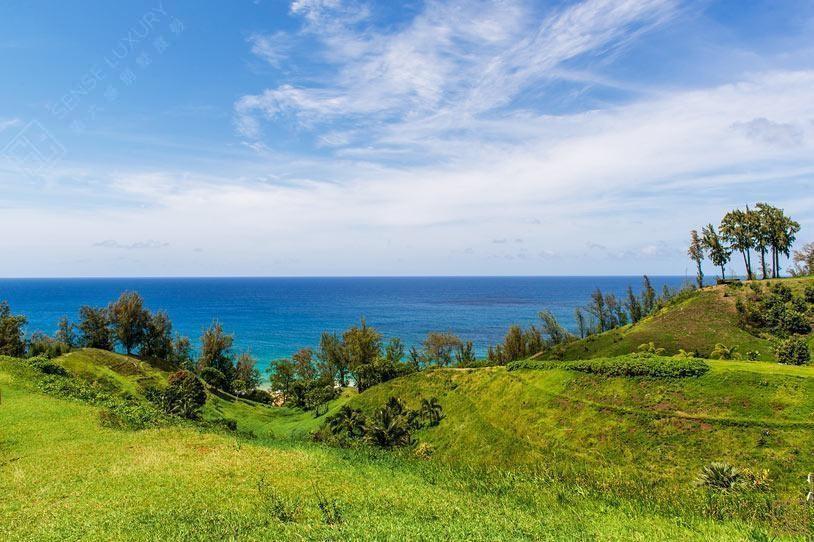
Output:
[{"xmin": 0, "ymin": 276, "xmax": 690, "ymax": 371}]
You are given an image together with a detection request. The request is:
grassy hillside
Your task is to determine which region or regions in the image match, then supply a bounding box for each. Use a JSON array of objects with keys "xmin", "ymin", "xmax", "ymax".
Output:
[
  {"xmin": 50, "ymin": 349, "xmax": 354, "ymax": 440},
  {"xmin": 348, "ymin": 359, "xmax": 814, "ymax": 533},
  {"xmin": 0, "ymin": 355, "xmax": 765, "ymax": 541},
  {"xmin": 545, "ymin": 277, "xmax": 814, "ymax": 361}
]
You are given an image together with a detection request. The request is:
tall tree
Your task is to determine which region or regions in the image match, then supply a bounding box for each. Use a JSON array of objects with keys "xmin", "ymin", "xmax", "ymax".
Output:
[
  {"xmin": 197, "ymin": 321, "xmax": 235, "ymax": 381},
  {"xmin": 342, "ymin": 318, "xmax": 382, "ymax": 391},
  {"xmin": 688, "ymin": 229, "xmax": 705, "ymax": 288},
  {"xmin": 234, "ymin": 352, "xmax": 261, "ymax": 393},
  {"xmin": 55, "ymin": 316, "xmax": 76, "ymax": 348},
  {"xmin": 317, "ymin": 331, "xmax": 348, "ymax": 386},
  {"xmin": 586, "ymin": 288, "xmax": 608, "ymax": 332},
  {"xmin": 422, "ymin": 332, "xmax": 463, "ymax": 366},
  {"xmin": 701, "ymin": 224, "xmax": 731, "ymax": 280},
  {"xmin": 777, "ymin": 213, "xmax": 801, "ymax": 277},
  {"xmin": 641, "ymin": 276, "xmax": 657, "ymax": 315},
  {"xmin": 268, "ymin": 357, "xmax": 296, "ymax": 403},
  {"xmin": 78, "ymin": 306, "xmax": 113, "ymax": 350},
  {"xmin": 0, "ymin": 301, "xmax": 27, "ymax": 357},
  {"xmin": 384, "ymin": 337, "xmax": 405, "ymax": 364},
  {"xmin": 140, "ymin": 311, "xmax": 173, "ymax": 360},
  {"xmin": 108, "ymin": 291, "xmax": 149, "ymax": 355},
  {"xmin": 720, "ymin": 209, "xmax": 755, "ymax": 279},
  {"xmin": 624, "ymin": 286, "xmax": 642, "ymax": 324},
  {"xmin": 574, "ymin": 307, "xmax": 587, "ymax": 338}
]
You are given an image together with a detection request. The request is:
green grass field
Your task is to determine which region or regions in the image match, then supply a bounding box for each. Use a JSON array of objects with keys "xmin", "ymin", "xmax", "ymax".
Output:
[
  {"xmin": 2, "ymin": 278, "xmax": 813, "ymax": 540},
  {"xmin": 2, "ymin": 355, "xmax": 774, "ymax": 541}
]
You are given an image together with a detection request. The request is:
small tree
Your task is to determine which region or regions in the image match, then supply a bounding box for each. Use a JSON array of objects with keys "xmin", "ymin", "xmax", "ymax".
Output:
[
  {"xmin": 688, "ymin": 229, "xmax": 705, "ymax": 288},
  {"xmin": 422, "ymin": 332, "xmax": 462, "ymax": 367},
  {"xmin": 164, "ymin": 370, "xmax": 207, "ymax": 419},
  {"xmin": 384, "ymin": 337, "xmax": 405, "ymax": 364},
  {"xmin": 343, "ymin": 318, "xmax": 382, "ymax": 391},
  {"xmin": 169, "ymin": 334, "xmax": 194, "ymax": 369},
  {"xmin": 0, "ymin": 301, "xmax": 27, "ymax": 357},
  {"xmin": 197, "ymin": 321, "xmax": 235, "ymax": 383},
  {"xmin": 78, "ymin": 306, "xmax": 113, "ymax": 350},
  {"xmin": 55, "ymin": 316, "xmax": 76, "ymax": 349},
  {"xmin": 775, "ymin": 337, "xmax": 810, "ymax": 366},
  {"xmin": 419, "ymin": 397, "xmax": 443, "ymax": 426},
  {"xmin": 641, "ymin": 276, "xmax": 657, "ymax": 315},
  {"xmin": 317, "ymin": 332, "xmax": 349, "ymax": 386},
  {"xmin": 268, "ymin": 357, "xmax": 296, "ymax": 403},
  {"xmin": 141, "ymin": 311, "xmax": 173, "ymax": 360},
  {"xmin": 108, "ymin": 291, "xmax": 150, "ymax": 355},
  {"xmin": 234, "ymin": 352, "xmax": 262, "ymax": 394},
  {"xmin": 789, "ymin": 242, "xmax": 814, "ymax": 277},
  {"xmin": 624, "ymin": 287, "xmax": 642, "ymax": 324}
]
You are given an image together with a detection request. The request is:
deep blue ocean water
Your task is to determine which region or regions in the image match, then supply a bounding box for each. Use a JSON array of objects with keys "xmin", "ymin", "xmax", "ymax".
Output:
[{"xmin": 0, "ymin": 276, "xmax": 689, "ymax": 371}]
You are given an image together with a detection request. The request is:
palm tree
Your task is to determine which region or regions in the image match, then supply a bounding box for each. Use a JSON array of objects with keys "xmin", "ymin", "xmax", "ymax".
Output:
[
  {"xmin": 420, "ymin": 397, "xmax": 443, "ymax": 427},
  {"xmin": 701, "ymin": 224, "xmax": 731, "ymax": 280},
  {"xmin": 710, "ymin": 343, "xmax": 740, "ymax": 360},
  {"xmin": 327, "ymin": 405, "xmax": 367, "ymax": 439},
  {"xmin": 366, "ymin": 401, "xmax": 413, "ymax": 448}
]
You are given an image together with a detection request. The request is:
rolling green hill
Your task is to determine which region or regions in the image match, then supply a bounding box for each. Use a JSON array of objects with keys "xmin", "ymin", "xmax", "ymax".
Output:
[
  {"xmin": 545, "ymin": 278, "xmax": 814, "ymax": 361},
  {"xmin": 1, "ymin": 354, "xmax": 767, "ymax": 541},
  {"xmin": 2, "ymin": 276, "xmax": 814, "ymax": 540}
]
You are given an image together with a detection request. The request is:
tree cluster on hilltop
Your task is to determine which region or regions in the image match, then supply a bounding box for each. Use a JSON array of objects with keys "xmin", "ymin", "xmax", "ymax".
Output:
[{"xmin": 689, "ymin": 203, "xmax": 801, "ymax": 285}]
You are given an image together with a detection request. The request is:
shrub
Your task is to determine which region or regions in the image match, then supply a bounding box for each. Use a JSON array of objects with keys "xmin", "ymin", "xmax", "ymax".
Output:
[
  {"xmin": 775, "ymin": 337, "xmax": 811, "ymax": 365},
  {"xmin": 805, "ymin": 285, "xmax": 814, "ymax": 304},
  {"xmin": 697, "ymin": 462, "xmax": 742, "ymax": 491},
  {"xmin": 710, "ymin": 343, "xmax": 739, "ymax": 360},
  {"xmin": 745, "ymin": 351, "xmax": 760, "ymax": 361},
  {"xmin": 26, "ymin": 356, "xmax": 69, "ymax": 376},
  {"xmin": 27, "ymin": 332, "xmax": 70, "ymax": 359},
  {"xmin": 200, "ymin": 367, "xmax": 229, "ymax": 391},
  {"xmin": 165, "ymin": 370, "xmax": 207, "ymax": 419},
  {"xmin": 508, "ymin": 354, "xmax": 709, "ymax": 378}
]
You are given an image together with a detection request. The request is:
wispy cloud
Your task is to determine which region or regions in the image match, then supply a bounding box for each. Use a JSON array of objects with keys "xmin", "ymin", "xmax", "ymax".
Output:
[
  {"xmin": 235, "ymin": 0, "xmax": 677, "ymax": 147},
  {"xmin": 93, "ymin": 239, "xmax": 169, "ymax": 250},
  {"xmin": 247, "ymin": 31, "xmax": 291, "ymax": 68}
]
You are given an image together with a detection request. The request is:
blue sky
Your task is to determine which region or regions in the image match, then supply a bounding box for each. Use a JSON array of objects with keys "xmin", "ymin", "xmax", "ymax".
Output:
[{"xmin": 1, "ymin": 0, "xmax": 813, "ymax": 277}]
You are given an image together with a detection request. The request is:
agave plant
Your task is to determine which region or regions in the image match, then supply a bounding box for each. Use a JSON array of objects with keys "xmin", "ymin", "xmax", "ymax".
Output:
[
  {"xmin": 637, "ymin": 342, "xmax": 665, "ymax": 355},
  {"xmin": 419, "ymin": 397, "xmax": 444, "ymax": 427},
  {"xmin": 327, "ymin": 405, "xmax": 367, "ymax": 439},
  {"xmin": 710, "ymin": 344, "xmax": 740, "ymax": 360},
  {"xmin": 697, "ymin": 462, "xmax": 743, "ymax": 490}
]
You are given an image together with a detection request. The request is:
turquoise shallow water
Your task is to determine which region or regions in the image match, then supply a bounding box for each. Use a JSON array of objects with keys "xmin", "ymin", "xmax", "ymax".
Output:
[{"xmin": 0, "ymin": 276, "xmax": 689, "ymax": 371}]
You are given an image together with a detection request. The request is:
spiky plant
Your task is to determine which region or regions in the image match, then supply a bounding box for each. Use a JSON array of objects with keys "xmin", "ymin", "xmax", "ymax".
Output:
[
  {"xmin": 420, "ymin": 397, "xmax": 444, "ymax": 427},
  {"xmin": 697, "ymin": 462, "xmax": 743, "ymax": 490}
]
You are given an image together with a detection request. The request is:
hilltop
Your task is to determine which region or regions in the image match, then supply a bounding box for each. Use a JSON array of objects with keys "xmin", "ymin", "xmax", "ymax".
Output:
[{"xmin": 542, "ymin": 277, "xmax": 814, "ymax": 361}]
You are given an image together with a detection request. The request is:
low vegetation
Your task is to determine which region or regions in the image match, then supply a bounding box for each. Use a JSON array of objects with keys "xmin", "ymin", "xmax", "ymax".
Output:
[{"xmin": 508, "ymin": 353, "xmax": 710, "ymax": 378}]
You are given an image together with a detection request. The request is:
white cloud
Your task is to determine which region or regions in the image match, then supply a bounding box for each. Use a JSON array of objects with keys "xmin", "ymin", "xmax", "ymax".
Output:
[
  {"xmin": 235, "ymin": 0, "xmax": 677, "ymax": 142},
  {"xmin": 0, "ymin": 118, "xmax": 21, "ymax": 132},
  {"xmin": 247, "ymin": 32, "xmax": 291, "ymax": 67}
]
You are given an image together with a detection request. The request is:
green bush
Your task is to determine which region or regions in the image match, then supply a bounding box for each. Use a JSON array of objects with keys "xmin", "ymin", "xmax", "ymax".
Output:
[
  {"xmin": 804, "ymin": 285, "xmax": 814, "ymax": 304},
  {"xmin": 508, "ymin": 354, "xmax": 710, "ymax": 378},
  {"xmin": 200, "ymin": 367, "xmax": 229, "ymax": 391},
  {"xmin": 26, "ymin": 356, "xmax": 69, "ymax": 376},
  {"xmin": 164, "ymin": 370, "xmax": 207, "ymax": 419},
  {"xmin": 775, "ymin": 337, "xmax": 811, "ymax": 365}
]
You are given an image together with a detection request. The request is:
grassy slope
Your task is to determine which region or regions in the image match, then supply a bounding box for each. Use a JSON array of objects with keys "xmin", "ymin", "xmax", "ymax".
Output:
[
  {"xmin": 348, "ymin": 361, "xmax": 814, "ymax": 531},
  {"xmin": 0, "ymin": 357, "xmax": 756, "ymax": 541},
  {"xmin": 548, "ymin": 277, "xmax": 814, "ymax": 361},
  {"xmin": 51, "ymin": 349, "xmax": 354, "ymax": 440}
]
